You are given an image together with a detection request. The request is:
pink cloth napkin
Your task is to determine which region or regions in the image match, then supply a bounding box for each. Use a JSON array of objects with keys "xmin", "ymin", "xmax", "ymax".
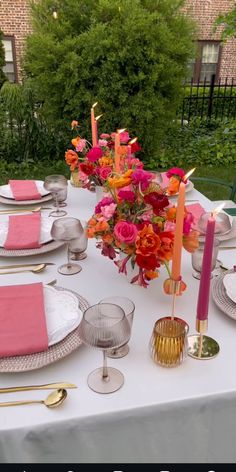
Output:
[
  {"xmin": 9, "ymin": 180, "xmax": 41, "ymax": 201},
  {"xmin": 186, "ymin": 203, "xmax": 205, "ymax": 228},
  {"xmin": 160, "ymin": 172, "xmax": 170, "ymax": 187},
  {"xmin": 0, "ymin": 282, "xmax": 48, "ymax": 357},
  {"xmin": 4, "ymin": 212, "xmax": 41, "ymax": 250}
]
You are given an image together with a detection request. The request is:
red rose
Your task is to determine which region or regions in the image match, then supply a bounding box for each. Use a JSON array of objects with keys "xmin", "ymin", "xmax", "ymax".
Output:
[
  {"xmin": 79, "ymin": 161, "xmax": 95, "ymax": 176},
  {"xmin": 136, "ymin": 254, "xmax": 159, "ymax": 271},
  {"xmin": 144, "ymin": 192, "xmax": 169, "ymax": 214}
]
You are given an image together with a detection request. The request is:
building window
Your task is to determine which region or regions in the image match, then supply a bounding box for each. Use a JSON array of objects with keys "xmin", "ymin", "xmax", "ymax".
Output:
[
  {"xmin": 2, "ymin": 37, "xmax": 17, "ymax": 83},
  {"xmin": 193, "ymin": 41, "xmax": 221, "ymax": 83}
]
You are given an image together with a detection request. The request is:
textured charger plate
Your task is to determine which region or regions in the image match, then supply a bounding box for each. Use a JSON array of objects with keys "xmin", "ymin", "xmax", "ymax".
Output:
[
  {"xmin": 218, "ymin": 218, "xmax": 236, "ymax": 242},
  {"xmin": 212, "ymin": 269, "xmax": 236, "ymax": 320},
  {"xmin": 0, "ymin": 287, "xmax": 89, "ymax": 372},
  {"xmin": 0, "ymin": 193, "xmax": 52, "ymax": 206},
  {"xmin": 0, "ymin": 240, "xmax": 65, "ymax": 257}
]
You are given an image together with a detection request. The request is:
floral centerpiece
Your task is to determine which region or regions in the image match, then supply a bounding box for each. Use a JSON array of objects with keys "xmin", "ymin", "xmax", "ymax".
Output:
[
  {"xmin": 86, "ymin": 168, "xmax": 198, "ymax": 288},
  {"xmin": 164, "ymin": 167, "xmax": 188, "ymax": 196},
  {"xmin": 65, "ymin": 120, "xmax": 91, "ymax": 187},
  {"xmin": 65, "ymin": 125, "xmax": 142, "ymax": 190}
]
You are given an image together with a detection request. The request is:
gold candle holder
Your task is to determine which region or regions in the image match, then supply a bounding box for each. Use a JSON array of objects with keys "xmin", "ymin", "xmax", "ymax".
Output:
[
  {"xmin": 149, "ymin": 316, "xmax": 189, "ymax": 367},
  {"xmin": 188, "ymin": 319, "xmax": 220, "ymax": 360}
]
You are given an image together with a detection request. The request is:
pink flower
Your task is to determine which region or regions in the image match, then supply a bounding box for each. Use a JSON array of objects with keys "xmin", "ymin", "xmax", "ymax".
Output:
[
  {"xmin": 98, "ymin": 139, "xmax": 108, "ymax": 147},
  {"xmin": 78, "ymin": 170, "xmax": 89, "ymax": 182},
  {"xmin": 119, "ymin": 131, "xmax": 130, "ymax": 143},
  {"xmin": 129, "ymin": 157, "xmax": 144, "ymax": 169},
  {"xmin": 99, "ymin": 166, "xmax": 113, "ymax": 181},
  {"xmin": 164, "ymin": 221, "xmax": 176, "ymax": 232},
  {"xmin": 141, "ymin": 209, "xmax": 153, "ymax": 222},
  {"xmin": 87, "ymin": 146, "xmax": 103, "ymax": 162},
  {"xmin": 131, "ymin": 169, "xmax": 154, "ymax": 190},
  {"xmin": 118, "ymin": 190, "xmax": 135, "ymax": 203},
  {"xmin": 166, "ymin": 167, "xmax": 185, "ymax": 181},
  {"xmin": 100, "ymin": 203, "xmax": 117, "ymax": 220},
  {"xmin": 183, "ymin": 212, "xmax": 194, "ymax": 235},
  {"xmin": 95, "ymin": 196, "xmax": 115, "ymax": 214},
  {"xmin": 100, "ymin": 133, "xmax": 110, "ymax": 139},
  {"xmin": 76, "ymin": 139, "xmax": 87, "ymax": 152},
  {"xmin": 114, "ymin": 221, "xmax": 138, "ymax": 244}
]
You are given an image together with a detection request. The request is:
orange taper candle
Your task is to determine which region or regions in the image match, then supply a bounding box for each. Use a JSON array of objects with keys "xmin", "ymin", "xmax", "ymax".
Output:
[
  {"xmin": 91, "ymin": 102, "xmax": 98, "ymax": 147},
  {"xmin": 114, "ymin": 132, "xmax": 120, "ymax": 172}
]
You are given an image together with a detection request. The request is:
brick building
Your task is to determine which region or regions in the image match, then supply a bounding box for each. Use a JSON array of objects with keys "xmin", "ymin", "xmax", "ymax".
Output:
[{"xmin": 0, "ymin": 0, "xmax": 236, "ymax": 83}]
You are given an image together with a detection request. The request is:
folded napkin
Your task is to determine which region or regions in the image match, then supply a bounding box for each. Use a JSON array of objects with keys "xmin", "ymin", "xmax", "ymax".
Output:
[
  {"xmin": 4, "ymin": 212, "xmax": 41, "ymax": 250},
  {"xmin": 9, "ymin": 180, "xmax": 41, "ymax": 201},
  {"xmin": 186, "ymin": 203, "xmax": 205, "ymax": 227},
  {"xmin": 0, "ymin": 282, "xmax": 48, "ymax": 357}
]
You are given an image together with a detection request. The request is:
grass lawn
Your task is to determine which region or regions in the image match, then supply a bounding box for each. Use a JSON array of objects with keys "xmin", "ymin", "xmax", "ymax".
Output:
[{"xmin": 0, "ymin": 159, "xmax": 235, "ymax": 202}]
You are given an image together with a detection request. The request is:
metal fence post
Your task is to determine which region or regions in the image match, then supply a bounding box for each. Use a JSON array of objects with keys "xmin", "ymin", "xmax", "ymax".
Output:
[{"xmin": 207, "ymin": 74, "xmax": 215, "ymax": 119}]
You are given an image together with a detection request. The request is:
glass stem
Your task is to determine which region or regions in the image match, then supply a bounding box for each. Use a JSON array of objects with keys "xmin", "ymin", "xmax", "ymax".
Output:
[
  {"xmin": 55, "ymin": 192, "xmax": 59, "ymax": 213},
  {"xmin": 102, "ymin": 350, "xmax": 109, "ymax": 379},
  {"xmin": 67, "ymin": 244, "xmax": 72, "ymax": 269}
]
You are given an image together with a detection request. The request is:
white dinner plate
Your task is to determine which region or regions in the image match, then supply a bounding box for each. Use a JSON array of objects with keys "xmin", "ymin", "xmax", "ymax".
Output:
[
  {"xmin": 223, "ymin": 273, "xmax": 236, "ymax": 304},
  {"xmin": 43, "ymin": 285, "xmax": 83, "ymax": 346},
  {"xmin": 0, "ymin": 180, "xmax": 49, "ymax": 199},
  {"xmin": 0, "ymin": 215, "xmax": 53, "ymax": 247}
]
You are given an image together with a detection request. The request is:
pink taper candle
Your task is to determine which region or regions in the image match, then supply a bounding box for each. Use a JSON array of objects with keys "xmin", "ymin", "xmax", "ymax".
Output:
[
  {"xmin": 196, "ymin": 215, "xmax": 215, "ymax": 321},
  {"xmin": 91, "ymin": 102, "xmax": 98, "ymax": 147},
  {"xmin": 171, "ymin": 180, "xmax": 186, "ymax": 281}
]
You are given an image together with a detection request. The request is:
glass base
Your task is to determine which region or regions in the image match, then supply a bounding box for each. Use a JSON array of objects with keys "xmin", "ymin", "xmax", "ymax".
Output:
[
  {"xmin": 70, "ymin": 252, "xmax": 87, "ymax": 261},
  {"xmin": 87, "ymin": 367, "xmax": 124, "ymax": 394},
  {"xmin": 192, "ymin": 260, "xmax": 222, "ymax": 280},
  {"xmin": 53, "ymin": 202, "xmax": 67, "ymax": 207},
  {"xmin": 57, "ymin": 262, "xmax": 82, "ymax": 275},
  {"xmin": 107, "ymin": 344, "xmax": 129, "ymax": 359},
  {"xmin": 49, "ymin": 209, "xmax": 67, "ymax": 217}
]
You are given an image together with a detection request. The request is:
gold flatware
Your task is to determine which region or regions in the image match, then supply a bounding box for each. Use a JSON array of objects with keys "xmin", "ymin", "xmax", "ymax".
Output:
[
  {"xmin": 219, "ymin": 246, "xmax": 236, "ymax": 249},
  {"xmin": 0, "ymin": 263, "xmax": 47, "ymax": 275},
  {"xmin": 0, "ymin": 262, "xmax": 55, "ymax": 270},
  {"xmin": 0, "ymin": 389, "xmax": 67, "ymax": 408},
  {"xmin": 0, "ymin": 206, "xmax": 52, "ymax": 215},
  {"xmin": 0, "ymin": 382, "xmax": 77, "ymax": 394},
  {"xmin": 47, "ymin": 279, "xmax": 57, "ymax": 286}
]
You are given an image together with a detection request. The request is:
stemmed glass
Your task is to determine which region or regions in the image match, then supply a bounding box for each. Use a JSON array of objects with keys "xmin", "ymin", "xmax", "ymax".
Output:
[
  {"xmin": 51, "ymin": 217, "xmax": 84, "ymax": 275},
  {"xmin": 78, "ymin": 303, "xmax": 131, "ymax": 394},
  {"xmin": 53, "ymin": 187, "xmax": 68, "ymax": 208},
  {"xmin": 99, "ymin": 296, "xmax": 135, "ymax": 358},
  {"xmin": 44, "ymin": 175, "xmax": 68, "ymax": 217},
  {"xmin": 69, "ymin": 224, "xmax": 88, "ymax": 260},
  {"xmin": 191, "ymin": 237, "xmax": 220, "ymax": 279}
]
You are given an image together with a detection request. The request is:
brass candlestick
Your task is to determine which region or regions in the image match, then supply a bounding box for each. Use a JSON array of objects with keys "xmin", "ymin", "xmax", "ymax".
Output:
[{"xmin": 188, "ymin": 318, "xmax": 220, "ymax": 360}]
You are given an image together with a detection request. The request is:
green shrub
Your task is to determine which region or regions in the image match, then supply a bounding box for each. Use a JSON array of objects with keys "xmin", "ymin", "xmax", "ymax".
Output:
[
  {"xmin": 144, "ymin": 118, "xmax": 236, "ymax": 170},
  {"xmin": 0, "ymin": 30, "xmax": 7, "ymax": 88},
  {"xmin": 23, "ymin": 0, "xmax": 195, "ymax": 162}
]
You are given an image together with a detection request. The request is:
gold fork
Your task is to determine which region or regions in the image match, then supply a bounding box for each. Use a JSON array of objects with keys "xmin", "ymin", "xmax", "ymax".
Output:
[{"xmin": 0, "ymin": 206, "xmax": 52, "ymax": 215}]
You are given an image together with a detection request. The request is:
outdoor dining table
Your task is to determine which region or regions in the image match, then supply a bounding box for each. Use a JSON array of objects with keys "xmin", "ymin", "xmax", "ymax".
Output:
[{"xmin": 0, "ymin": 184, "xmax": 235, "ymax": 464}]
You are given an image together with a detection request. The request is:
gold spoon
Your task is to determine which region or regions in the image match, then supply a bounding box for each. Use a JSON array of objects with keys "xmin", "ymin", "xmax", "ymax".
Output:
[
  {"xmin": 0, "ymin": 263, "xmax": 47, "ymax": 275},
  {"xmin": 0, "ymin": 389, "xmax": 67, "ymax": 408}
]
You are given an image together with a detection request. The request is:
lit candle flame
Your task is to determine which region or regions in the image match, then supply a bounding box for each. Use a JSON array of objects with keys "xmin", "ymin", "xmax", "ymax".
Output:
[
  {"xmin": 183, "ymin": 167, "xmax": 195, "ymax": 182},
  {"xmin": 212, "ymin": 202, "xmax": 225, "ymax": 218},
  {"xmin": 52, "ymin": 10, "xmax": 58, "ymax": 19},
  {"xmin": 118, "ymin": 128, "xmax": 126, "ymax": 134},
  {"xmin": 128, "ymin": 137, "xmax": 138, "ymax": 145},
  {"xmin": 95, "ymin": 114, "xmax": 103, "ymax": 121},
  {"xmin": 92, "ymin": 102, "xmax": 98, "ymax": 108}
]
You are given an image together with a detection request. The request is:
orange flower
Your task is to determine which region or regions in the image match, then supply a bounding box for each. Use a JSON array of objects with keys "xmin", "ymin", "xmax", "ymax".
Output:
[
  {"xmin": 166, "ymin": 176, "xmax": 180, "ymax": 196},
  {"xmin": 145, "ymin": 270, "xmax": 159, "ymax": 280},
  {"xmin": 102, "ymin": 233, "xmax": 114, "ymax": 244},
  {"xmin": 99, "ymin": 156, "xmax": 113, "ymax": 167},
  {"xmin": 71, "ymin": 136, "xmax": 81, "ymax": 148},
  {"xmin": 118, "ymin": 145, "xmax": 127, "ymax": 156},
  {"xmin": 183, "ymin": 230, "xmax": 199, "ymax": 253},
  {"xmin": 65, "ymin": 149, "xmax": 78, "ymax": 170},
  {"xmin": 71, "ymin": 120, "xmax": 78, "ymax": 129},
  {"xmin": 136, "ymin": 224, "xmax": 161, "ymax": 257},
  {"xmin": 94, "ymin": 220, "xmax": 110, "ymax": 233},
  {"xmin": 86, "ymin": 227, "xmax": 96, "ymax": 238},
  {"xmin": 157, "ymin": 231, "xmax": 175, "ymax": 261},
  {"xmin": 166, "ymin": 206, "xmax": 177, "ymax": 221},
  {"xmin": 107, "ymin": 170, "xmax": 133, "ymax": 189}
]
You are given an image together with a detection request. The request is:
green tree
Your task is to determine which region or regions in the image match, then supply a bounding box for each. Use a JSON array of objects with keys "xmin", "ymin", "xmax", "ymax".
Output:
[
  {"xmin": 214, "ymin": 4, "xmax": 236, "ymax": 39},
  {"xmin": 0, "ymin": 30, "xmax": 7, "ymax": 88},
  {"xmin": 24, "ymin": 0, "xmax": 194, "ymax": 162}
]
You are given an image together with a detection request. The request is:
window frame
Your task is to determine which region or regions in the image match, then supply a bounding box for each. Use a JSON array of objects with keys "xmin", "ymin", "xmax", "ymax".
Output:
[
  {"xmin": 2, "ymin": 35, "xmax": 18, "ymax": 83},
  {"xmin": 193, "ymin": 40, "xmax": 222, "ymax": 83}
]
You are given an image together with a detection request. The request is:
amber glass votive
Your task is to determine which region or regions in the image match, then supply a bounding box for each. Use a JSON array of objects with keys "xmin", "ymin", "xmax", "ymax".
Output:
[{"xmin": 149, "ymin": 317, "xmax": 189, "ymax": 367}]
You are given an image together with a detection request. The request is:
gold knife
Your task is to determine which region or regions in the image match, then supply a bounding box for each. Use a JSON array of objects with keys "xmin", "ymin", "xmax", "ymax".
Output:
[
  {"xmin": 0, "ymin": 262, "xmax": 55, "ymax": 270},
  {"xmin": 0, "ymin": 382, "xmax": 77, "ymax": 394}
]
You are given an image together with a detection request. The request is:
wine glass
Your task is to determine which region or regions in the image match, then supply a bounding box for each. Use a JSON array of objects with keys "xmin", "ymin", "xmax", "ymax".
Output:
[
  {"xmin": 53, "ymin": 186, "xmax": 68, "ymax": 208},
  {"xmin": 51, "ymin": 217, "xmax": 84, "ymax": 275},
  {"xmin": 78, "ymin": 303, "xmax": 131, "ymax": 394},
  {"xmin": 99, "ymin": 296, "xmax": 135, "ymax": 358},
  {"xmin": 191, "ymin": 237, "xmax": 220, "ymax": 279},
  {"xmin": 44, "ymin": 175, "xmax": 68, "ymax": 217},
  {"xmin": 69, "ymin": 223, "xmax": 88, "ymax": 260}
]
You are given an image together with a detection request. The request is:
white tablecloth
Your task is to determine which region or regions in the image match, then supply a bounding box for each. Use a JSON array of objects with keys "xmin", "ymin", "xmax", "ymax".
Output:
[{"xmin": 0, "ymin": 185, "xmax": 235, "ymax": 463}]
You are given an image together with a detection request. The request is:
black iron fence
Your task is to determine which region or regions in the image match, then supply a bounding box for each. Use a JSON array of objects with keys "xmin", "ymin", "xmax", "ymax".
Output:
[{"xmin": 180, "ymin": 75, "xmax": 236, "ymax": 124}]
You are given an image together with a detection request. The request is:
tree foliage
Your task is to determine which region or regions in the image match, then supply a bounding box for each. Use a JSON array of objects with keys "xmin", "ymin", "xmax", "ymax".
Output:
[
  {"xmin": 0, "ymin": 29, "xmax": 7, "ymax": 88},
  {"xmin": 214, "ymin": 3, "xmax": 236, "ymax": 39},
  {"xmin": 24, "ymin": 0, "xmax": 194, "ymax": 161}
]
